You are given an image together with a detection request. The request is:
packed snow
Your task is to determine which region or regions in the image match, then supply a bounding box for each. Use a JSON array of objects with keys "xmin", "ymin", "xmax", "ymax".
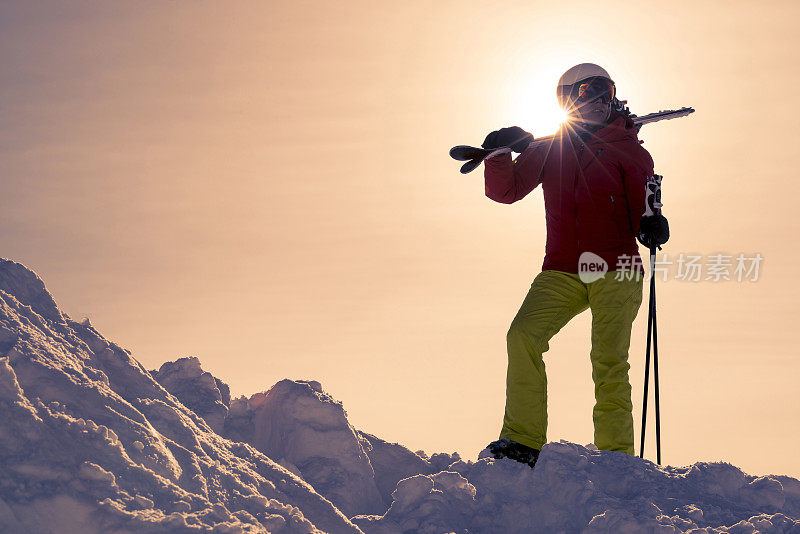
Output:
[{"xmin": 1, "ymin": 257, "xmax": 799, "ymax": 533}]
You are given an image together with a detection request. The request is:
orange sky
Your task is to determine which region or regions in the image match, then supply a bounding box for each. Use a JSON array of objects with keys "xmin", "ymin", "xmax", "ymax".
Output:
[{"xmin": 1, "ymin": 1, "xmax": 798, "ymax": 478}]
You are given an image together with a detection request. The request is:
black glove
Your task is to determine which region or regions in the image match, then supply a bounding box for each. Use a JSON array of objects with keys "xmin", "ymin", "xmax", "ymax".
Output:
[
  {"xmin": 482, "ymin": 126, "xmax": 534, "ymax": 153},
  {"xmin": 637, "ymin": 214, "xmax": 670, "ymax": 249}
]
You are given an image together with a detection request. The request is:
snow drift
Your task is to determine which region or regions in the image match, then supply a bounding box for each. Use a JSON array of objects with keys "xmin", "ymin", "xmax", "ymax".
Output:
[
  {"xmin": 0, "ymin": 259, "xmax": 359, "ymax": 533},
  {"xmin": 1, "ymin": 257, "xmax": 799, "ymax": 533}
]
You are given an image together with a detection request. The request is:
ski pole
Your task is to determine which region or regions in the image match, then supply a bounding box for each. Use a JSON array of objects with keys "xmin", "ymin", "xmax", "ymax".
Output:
[
  {"xmin": 639, "ymin": 174, "xmax": 663, "ymax": 464},
  {"xmin": 639, "ymin": 247, "xmax": 662, "ymax": 464},
  {"xmin": 640, "ymin": 250, "xmax": 654, "ymax": 460},
  {"xmin": 652, "ymin": 247, "xmax": 662, "ymax": 466}
]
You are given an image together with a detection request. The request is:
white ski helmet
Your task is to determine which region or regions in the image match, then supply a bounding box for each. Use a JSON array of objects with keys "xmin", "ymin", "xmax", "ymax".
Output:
[{"xmin": 557, "ymin": 63, "xmax": 615, "ymax": 107}]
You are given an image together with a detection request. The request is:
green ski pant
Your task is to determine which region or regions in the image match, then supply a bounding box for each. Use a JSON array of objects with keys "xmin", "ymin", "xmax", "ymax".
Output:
[{"xmin": 500, "ymin": 270, "xmax": 643, "ymax": 455}]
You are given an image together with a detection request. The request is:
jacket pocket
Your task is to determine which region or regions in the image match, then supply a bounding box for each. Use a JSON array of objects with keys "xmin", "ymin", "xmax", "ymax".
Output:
[{"xmin": 609, "ymin": 193, "xmax": 633, "ymax": 239}]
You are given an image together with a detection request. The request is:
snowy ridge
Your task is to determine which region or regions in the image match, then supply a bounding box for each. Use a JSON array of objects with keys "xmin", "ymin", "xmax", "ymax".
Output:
[
  {"xmin": 152, "ymin": 356, "xmax": 231, "ymax": 434},
  {"xmin": 0, "ymin": 258, "xmax": 359, "ymax": 533},
  {"xmin": 1, "ymin": 257, "xmax": 799, "ymax": 533}
]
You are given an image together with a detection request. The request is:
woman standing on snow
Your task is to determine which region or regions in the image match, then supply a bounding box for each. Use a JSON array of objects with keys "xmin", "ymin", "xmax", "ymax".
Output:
[{"xmin": 480, "ymin": 63, "xmax": 669, "ymax": 467}]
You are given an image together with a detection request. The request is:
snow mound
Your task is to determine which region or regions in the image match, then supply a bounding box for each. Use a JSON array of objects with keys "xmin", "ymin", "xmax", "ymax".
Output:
[
  {"xmin": 223, "ymin": 379, "xmax": 385, "ymax": 517},
  {"xmin": 161, "ymin": 356, "xmax": 461, "ymax": 517},
  {"xmin": 153, "ymin": 356, "xmax": 231, "ymax": 433},
  {"xmin": 0, "ymin": 258, "xmax": 64, "ymax": 324},
  {"xmin": 357, "ymin": 431, "xmax": 459, "ymax": 506},
  {"xmin": 354, "ymin": 441, "xmax": 800, "ymax": 533},
  {"xmin": 0, "ymin": 259, "xmax": 360, "ymax": 533}
]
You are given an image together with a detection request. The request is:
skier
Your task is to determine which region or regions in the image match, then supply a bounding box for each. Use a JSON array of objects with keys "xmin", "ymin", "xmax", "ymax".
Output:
[{"xmin": 481, "ymin": 63, "xmax": 670, "ymax": 468}]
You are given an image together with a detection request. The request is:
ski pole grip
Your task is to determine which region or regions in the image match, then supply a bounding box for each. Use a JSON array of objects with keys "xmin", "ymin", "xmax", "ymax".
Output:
[{"xmin": 644, "ymin": 174, "xmax": 663, "ymax": 217}]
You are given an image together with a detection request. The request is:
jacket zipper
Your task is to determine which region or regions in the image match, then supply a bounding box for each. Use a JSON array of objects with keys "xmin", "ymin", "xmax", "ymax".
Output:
[{"xmin": 574, "ymin": 142, "xmax": 584, "ymax": 257}]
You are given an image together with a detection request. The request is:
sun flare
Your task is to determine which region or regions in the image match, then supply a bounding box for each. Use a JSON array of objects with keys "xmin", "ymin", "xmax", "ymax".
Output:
[
  {"xmin": 508, "ymin": 83, "xmax": 570, "ymax": 138},
  {"xmin": 502, "ymin": 67, "xmax": 578, "ymax": 138}
]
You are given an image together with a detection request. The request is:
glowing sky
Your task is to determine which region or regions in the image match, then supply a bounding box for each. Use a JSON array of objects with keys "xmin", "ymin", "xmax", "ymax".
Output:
[{"xmin": 1, "ymin": 1, "xmax": 798, "ymax": 478}]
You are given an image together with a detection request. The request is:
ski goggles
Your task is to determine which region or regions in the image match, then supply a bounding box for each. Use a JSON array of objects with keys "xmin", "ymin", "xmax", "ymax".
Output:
[{"xmin": 559, "ymin": 77, "xmax": 616, "ymax": 105}]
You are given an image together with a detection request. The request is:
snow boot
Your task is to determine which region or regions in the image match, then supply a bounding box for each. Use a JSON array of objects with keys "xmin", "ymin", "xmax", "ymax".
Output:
[{"xmin": 486, "ymin": 438, "xmax": 539, "ymax": 468}]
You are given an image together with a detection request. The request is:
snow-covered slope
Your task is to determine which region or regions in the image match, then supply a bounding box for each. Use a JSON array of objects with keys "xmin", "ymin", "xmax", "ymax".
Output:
[
  {"xmin": 2, "ymin": 257, "xmax": 799, "ymax": 534},
  {"xmin": 155, "ymin": 359, "xmax": 460, "ymax": 519},
  {"xmin": 352, "ymin": 442, "xmax": 800, "ymax": 533},
  {"xmin": 223, "ymin": 379, "xmax": 386, "ymax": 518},
  {"xmin": 152, "ymin": 356, "xmax": 231, "ymax": 434},
  {"xmin": 0, "ymin": 259, "xmax": 360, "ymax": 533}
]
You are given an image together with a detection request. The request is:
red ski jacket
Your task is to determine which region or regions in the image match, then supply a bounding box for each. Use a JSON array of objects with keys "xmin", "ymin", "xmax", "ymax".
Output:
[{"xmin": 484, "ymin": 114, "xmax": 654, "ymax": 274}]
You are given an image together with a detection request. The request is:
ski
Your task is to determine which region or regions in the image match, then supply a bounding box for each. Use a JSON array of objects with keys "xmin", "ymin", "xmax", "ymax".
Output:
[
  {"xmin": 450, "ymin": 106, "xmax": 695, "ymax": 174},
  {"xmin": 449, "ymin": 146, "xmax": 511, "ymax": 174}
]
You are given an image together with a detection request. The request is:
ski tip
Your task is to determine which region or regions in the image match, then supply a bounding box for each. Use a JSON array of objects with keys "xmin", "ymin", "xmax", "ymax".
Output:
[
  {"xmin": 460, "ymin": 158, "xmax": 482, "ymax": 174},
  {"xmin": 449, "ymin": 145, "xmax": 473, "ymax": 158}
]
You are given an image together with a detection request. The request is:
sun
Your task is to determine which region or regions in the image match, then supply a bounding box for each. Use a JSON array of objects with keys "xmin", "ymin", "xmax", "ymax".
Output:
[{"xmin": 506, "ymin": 75, "xmax": 570, "ymax": 138}]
